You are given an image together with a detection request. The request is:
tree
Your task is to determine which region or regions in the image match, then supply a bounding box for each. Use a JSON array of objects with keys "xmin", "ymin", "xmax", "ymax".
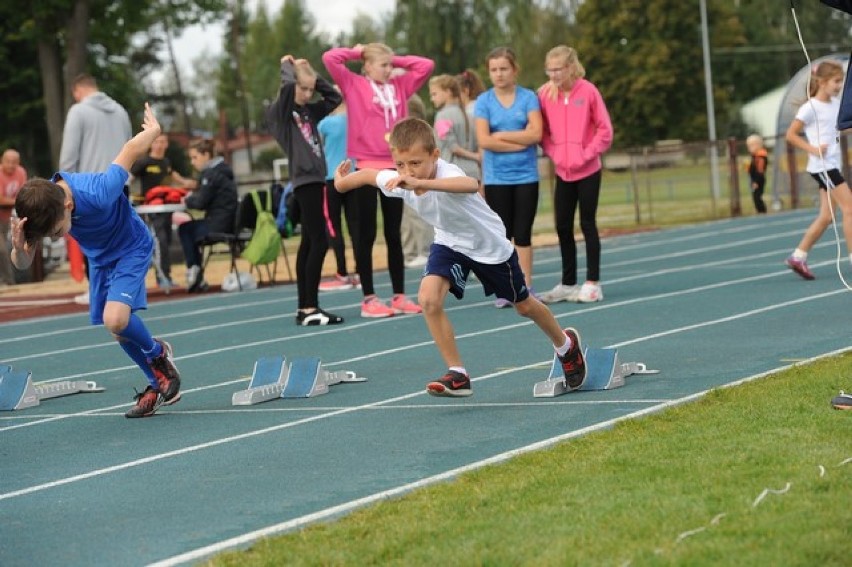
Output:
[{"xmin": 575, "ymin": 0, "xmax": 744, "ymax": 147}]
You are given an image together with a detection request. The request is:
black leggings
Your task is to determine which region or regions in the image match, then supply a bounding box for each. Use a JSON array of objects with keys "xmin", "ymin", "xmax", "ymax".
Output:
[
  {"xmin": 553, "ymin": 170, "xmax": 602, "ymax": 284},
  {"xmin": 484, "ymin": 182, "xmax": 539, "ymax": 246},
  {"xmin": 324, "ymin": 180, "xmax": 358, "ymax": 276},
  {"xmin": 294, "ymin": 183, "xmax": 329, "ymax": 309},
  {"xmin": 351, "ymin": 184, "xmax": 405, "ymax": 297}
]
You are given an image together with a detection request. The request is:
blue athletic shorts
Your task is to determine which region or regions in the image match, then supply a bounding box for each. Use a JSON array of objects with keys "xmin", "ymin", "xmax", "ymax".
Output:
[
  {"xmin": 424, "ymin": 243, "xmax": 529, "ymax": 303},
  {"xmin": 87, "ymin": 247, "xmax": 151, "ymax": 325}
]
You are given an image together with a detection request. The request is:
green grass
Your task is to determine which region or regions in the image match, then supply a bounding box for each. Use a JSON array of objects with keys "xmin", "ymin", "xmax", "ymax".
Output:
[{"xmin": 208, "ymin": 353, "xmax": 851, "ymax": 566}]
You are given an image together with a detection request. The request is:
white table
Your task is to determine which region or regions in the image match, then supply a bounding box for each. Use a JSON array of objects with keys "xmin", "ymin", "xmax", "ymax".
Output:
[{"xmin": 133, "ymin": 203, "xmax": 188, "ymax": 291}]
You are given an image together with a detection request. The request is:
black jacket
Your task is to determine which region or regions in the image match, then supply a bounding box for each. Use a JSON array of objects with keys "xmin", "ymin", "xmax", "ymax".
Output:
[
  {"xmin": 185, "ymin": 158, "xmax": 238, "ymax": 234},
  {"xmin": 264, "ymin": 61, "xmax": 342, "ymax": 189}
]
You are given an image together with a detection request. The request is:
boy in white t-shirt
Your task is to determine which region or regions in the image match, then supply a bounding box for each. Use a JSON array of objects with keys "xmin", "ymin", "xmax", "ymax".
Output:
[{"xmin": 334, "ymin": 117, "xmax": 586, "ymax": 397}]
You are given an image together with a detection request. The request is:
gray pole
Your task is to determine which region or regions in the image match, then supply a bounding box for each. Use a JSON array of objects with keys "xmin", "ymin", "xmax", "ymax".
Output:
[{"xmin": 700, "ymin": 0, "xmax": 721, "ymax": 199}]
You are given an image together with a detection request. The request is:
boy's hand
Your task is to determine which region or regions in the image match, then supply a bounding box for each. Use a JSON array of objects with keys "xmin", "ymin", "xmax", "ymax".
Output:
[
  {"xmin": 387, "ymin": 175, "xmax": 428, "ymax": 196},
  {"xmin": 335, "ymin": 159, "xmax": 353, "ymax": 178},
  {"xmin": 10, "ymin": 216, "xmax": 28, "ymax": 252},
  {"xmin": 141, "ymin": 102, "xmax": 161, "ymax": 137}
]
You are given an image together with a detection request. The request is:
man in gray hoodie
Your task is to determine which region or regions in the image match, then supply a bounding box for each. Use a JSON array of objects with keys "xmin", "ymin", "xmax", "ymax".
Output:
[{"xmin": 59, "ymin": 74, "xmax": 132, "ymax": 303}]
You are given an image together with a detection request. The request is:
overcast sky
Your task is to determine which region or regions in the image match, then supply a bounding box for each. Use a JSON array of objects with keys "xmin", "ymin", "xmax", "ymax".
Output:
[{"xmin": 169, "ymin": 0, "xmax": 395, "ymax": 73}]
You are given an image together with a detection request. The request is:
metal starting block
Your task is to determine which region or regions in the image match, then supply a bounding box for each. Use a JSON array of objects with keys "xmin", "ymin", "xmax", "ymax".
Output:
[
  {"xmin": 533, "ymin": 347, "xmax": 659, "ymax": 398},
  {"xmin": 0, "ymin": 365, "xmax": 105, "ymax": 411},
  {"xmin": 232, "ymin": 355, "xmax": 366, "ymax": 405}
]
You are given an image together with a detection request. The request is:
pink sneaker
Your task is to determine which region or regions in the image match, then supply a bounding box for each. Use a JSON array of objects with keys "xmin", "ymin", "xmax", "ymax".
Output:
[
  {"xmin": 361, "ymin": 296, "xmax": 395, "ymax": 318},
  {"xmin": 319, "ymin": 273, "xmax": 354, "ymax": 292},
  {"xmin": 391, "ymin": 294, "xmax": 422, "ymax": 314},
  {"xmin": 785, "ymin": 255, "xmax": 815, "ymax": 280}
]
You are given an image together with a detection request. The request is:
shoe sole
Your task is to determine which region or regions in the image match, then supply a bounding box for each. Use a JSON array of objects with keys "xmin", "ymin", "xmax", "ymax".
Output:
[
  {"xmin": 785, "ymin": 261, "xmax": 815, "ymax": 280},
  {"xmin": 426, "ymin": 383, "xmax": 473, "ymax": 397},
  {"xmin": 563, "ymin": 327, "xmax": 587, "ymax": 391},
  {"xmin": 577, "ymin": 296, "xmax": 602, "ymax": 303},
  {"xmin": 360, "ymin": 311, "xmax": 394, "ymax": 318}
]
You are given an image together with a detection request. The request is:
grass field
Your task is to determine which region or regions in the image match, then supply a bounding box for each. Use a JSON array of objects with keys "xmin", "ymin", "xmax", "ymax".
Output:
[{"xmin": 208, "ymin": 353, "xmax": 851, "ymax": 566}]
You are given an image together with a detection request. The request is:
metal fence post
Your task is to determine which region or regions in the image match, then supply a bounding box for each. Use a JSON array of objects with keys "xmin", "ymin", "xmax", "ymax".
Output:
[{"xmin": 728, "ymin": 137, "xmax": 741, "ymax": 217}]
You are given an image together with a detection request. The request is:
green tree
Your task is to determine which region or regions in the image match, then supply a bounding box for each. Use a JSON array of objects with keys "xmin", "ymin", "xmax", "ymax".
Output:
[{"xmin": 575, "ymin": 0, "xmax": 744, "ymax": 148}]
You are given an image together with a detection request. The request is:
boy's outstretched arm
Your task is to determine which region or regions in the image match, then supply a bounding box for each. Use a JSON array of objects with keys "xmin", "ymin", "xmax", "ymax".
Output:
[
  {"xmin": 333, "ymin": 160, "xmax": 381, "ymax": 192},
  {"xmin": 113, "ymin": 103, "xmax": 162, "ymax": 172}
]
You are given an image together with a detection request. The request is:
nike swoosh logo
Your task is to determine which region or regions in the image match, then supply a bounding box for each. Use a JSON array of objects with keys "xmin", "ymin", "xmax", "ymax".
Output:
[{"xmin": 451, "ymin": 381, "xmax": 467, "ymax": 388}]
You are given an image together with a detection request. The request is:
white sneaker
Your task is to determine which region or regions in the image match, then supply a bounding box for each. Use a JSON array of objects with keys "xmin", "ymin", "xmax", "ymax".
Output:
[
  {"xmin": 539, "ymin": 283, "xmax": 580, "ymax": 304},
  {"xmin": 73, "ymin": 291, "xmax": 90, "ymax": 305},
  {"xmin": 185, "ymin": 265, "xmax": 200, "ymax": 289},
  {"xmin": 577, "ymin": 282, "xmax": 603, "ymax": 303},
  {"xmin": 404, "ymin": 255, "xmax": 428, "ymax": 269}
]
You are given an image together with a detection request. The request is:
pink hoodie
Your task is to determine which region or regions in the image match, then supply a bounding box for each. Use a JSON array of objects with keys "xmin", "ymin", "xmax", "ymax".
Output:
[
  {"xmin": 322, "ymin": 47, "xmax": 434, "ymax": 168},
  {"xmin": 539, "ymin": 78, "xmax": 613, "ymax": 182}
]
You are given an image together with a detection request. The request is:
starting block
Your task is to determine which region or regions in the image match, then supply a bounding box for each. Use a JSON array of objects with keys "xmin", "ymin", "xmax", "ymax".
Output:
[
  {"xmin": 0, "ymin": 365, "xmax": 105, "ymax": 411},
  {"xmin": 232, "ymin": 355, "xmax": 366, "ymax": 405},
  {"xmin": 533, "ymin": 347, "xmax": 658, "ymax": 398}
]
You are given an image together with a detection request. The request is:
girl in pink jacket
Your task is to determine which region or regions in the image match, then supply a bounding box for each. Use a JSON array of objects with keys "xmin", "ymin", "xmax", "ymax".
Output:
[
  {"xmin": 538, "ymin": 45, "xmax": 613, "ymax": 305},
  {"xmin": 322, "ymin": 43, "xmax": 434, "ymax": 318}
]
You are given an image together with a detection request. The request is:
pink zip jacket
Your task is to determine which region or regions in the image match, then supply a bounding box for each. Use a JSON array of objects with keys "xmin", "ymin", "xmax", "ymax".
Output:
[
  {"xmin": 539, "ymin": 78, "xmax": 613, "ymax": 182},
  {"xmin": 322, "ymin": 47, "xmax": 434, "ymax": 168}
]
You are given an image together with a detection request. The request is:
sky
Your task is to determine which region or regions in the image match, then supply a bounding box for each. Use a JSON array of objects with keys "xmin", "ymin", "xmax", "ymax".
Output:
[{"xmin": 167, "ymin": 0, "xmax": 395, "ymax": 76}]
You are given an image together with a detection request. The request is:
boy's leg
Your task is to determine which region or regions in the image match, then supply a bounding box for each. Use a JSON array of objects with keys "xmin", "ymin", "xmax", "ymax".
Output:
[
  {"xmin": 419, "ymin": 275, "xmax": 463, "ymax": 368},
  {"xmin": 515, "ymin": 296, "xmax": 586, "ymax": 390}
]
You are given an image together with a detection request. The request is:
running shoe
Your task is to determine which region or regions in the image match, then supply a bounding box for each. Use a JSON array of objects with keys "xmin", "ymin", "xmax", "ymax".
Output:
[
  {"xmin": 391, "ymin": 294, "xmax": 422, "ymax": 314},
  {"xmin": 785, "ymin": 255, "xmax": 815, "ymax": 280},
  {"xmin": 148, "ymin": 339, "xmax": 181, "ymax": 405},
  {"xmin": 494, "ymin": 298, "xmax": 513, "ymax": 309},
  {"xmin": 360, "ymin": 296, "xmax": 395, "ymax": 318},
  {"xmin": 577, "ymin": 283, "xmax": 603, "ymax": 303},
  {"xmin": 124, "ymin": 386, "xmax": 163, "ymax": 418},
  {"xmin": 296, "ymin": 308, "xmax": 344, "ymax": 326},
  {"xmin": 559, "ymin": 328, "xmax": 587, "ymax": 391},
  {"xmin": 427, "ymin": 370, "xmax": 472, "ymax": 397},
  {"xmin": 539, "ymin": 283, "xmax": 580, "ymax": 304},
  {"xmin": 319, "ymin": 273, "xmax": 354, "ymax": 292},
  {"xmin": 831, "ymin": 391, "xmax": 852, "ymax": 410}
]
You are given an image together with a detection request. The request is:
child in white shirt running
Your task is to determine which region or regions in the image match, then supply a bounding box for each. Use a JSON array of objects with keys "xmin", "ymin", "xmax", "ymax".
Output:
[{"xmin": 334, "ymin": 117, "xmax": 587, "ymax": 397}]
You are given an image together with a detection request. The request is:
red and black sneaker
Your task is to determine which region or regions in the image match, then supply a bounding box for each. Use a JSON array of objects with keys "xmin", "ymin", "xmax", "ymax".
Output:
[
  {"xmin": 559, "ymin": 328, "xmax": 586, "ymax": 391},
  {"xmin": 427, "ymin": 370, "xmax": 472, "ymax": 397},
  {"xmin": 148, "ymin": 338, "xmax": 181, "ymax": 405},
  {"xmin": 124, "ymin": 386, "xmax": 163, "ymax": 418}
]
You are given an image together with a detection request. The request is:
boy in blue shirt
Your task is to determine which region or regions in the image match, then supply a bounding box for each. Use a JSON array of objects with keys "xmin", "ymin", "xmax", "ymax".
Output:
[{"xmin": 10, "ymin": 103, "xmax": 181, "ymax": 418}]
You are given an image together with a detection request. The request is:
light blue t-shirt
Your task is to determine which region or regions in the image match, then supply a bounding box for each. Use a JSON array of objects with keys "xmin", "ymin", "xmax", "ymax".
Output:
[
  {"xmin": 475, "ymin": 87, "xmax": 540, "ymax": 185},
  {"xmin": 318, "ymin": 113, "xmax": 354, "ymax": 181},
  {"xmin": 56, "ymin": 164, "xmax": 152, "ymax": 266}
]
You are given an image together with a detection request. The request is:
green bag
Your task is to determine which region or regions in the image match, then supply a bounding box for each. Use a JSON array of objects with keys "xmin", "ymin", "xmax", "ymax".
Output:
[{"xmin": 242, "ymin": 191, "xmax": 281, "ymax": 266}]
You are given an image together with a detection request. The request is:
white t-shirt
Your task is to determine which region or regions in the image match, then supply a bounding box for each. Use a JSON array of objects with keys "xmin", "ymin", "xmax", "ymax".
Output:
[
  {"xmin": 375, "ymin": 159, "xmax": 513, "ymax": 264},
  {"xmin": 795, "ymin": 97, "xmax": 841, "ymax": 173}
]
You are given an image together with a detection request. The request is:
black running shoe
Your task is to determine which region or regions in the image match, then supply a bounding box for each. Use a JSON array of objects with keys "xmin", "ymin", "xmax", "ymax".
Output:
[
  {"xmin": 295, "ymin": 308, "xmax": 344, "ymax": 326},
  {"xmin": 559, "ymin": 328, "xmax": 586, "ymax": 391},
  {"xmin": 831, "ymin": 391, "xmax": 852, "ymax": 410},
  {"xmin": 427, "ymin": 370, "xmax": 472, "ymax": 397},
  {"xmin": 125, "ymin": 386, "xmax": 163, "ymax": 418},
  {"xmin": 149, "ymin": 339, "xmax": 181, "ymax": 405}
]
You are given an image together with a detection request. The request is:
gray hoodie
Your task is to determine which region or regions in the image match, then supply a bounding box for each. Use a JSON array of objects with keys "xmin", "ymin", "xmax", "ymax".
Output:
[{"xmin": 59, "ymin": 92, "xmax": 132, "ymax": 173}]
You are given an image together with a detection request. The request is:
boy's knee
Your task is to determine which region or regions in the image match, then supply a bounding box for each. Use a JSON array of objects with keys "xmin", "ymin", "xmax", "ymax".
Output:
[
  {"xmin": 102, "ymin": 310, "xmax": 130, "ymax": 334},
  {"xmin": 513, "ymin": 297, "xmax": 535, "ymax": 318}
]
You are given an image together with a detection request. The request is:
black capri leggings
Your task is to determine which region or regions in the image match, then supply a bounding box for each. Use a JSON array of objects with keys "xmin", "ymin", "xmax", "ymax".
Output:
[
  {"xmin": 351, "ymin": 184, "xmax": 405, "ymax": 297},
  {"xmin": 484, "ymin": 182, "xmax": 539, "ymax": 247}
]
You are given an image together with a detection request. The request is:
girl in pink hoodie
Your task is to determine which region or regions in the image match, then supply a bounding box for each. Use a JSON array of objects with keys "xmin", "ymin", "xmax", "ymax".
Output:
[
  {"xmin": 322, "ymin": 43, "xmax": 434, "ymax": 318},
  {"xmin": 538, "ymin": 45, "xmax": 613, "ymax": 305}
]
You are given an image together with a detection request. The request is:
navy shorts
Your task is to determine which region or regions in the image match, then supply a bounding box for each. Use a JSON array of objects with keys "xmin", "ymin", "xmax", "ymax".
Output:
[
  {"xmin": 810, "ymin": 169, "xmax": 845, "ymax": 190},
  {"xmin": 423, "ymin": 243, "xmax": 529, "ymax": 303}
]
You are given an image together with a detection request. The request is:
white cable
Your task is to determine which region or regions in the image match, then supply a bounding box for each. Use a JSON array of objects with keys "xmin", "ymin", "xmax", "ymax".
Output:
[{"xmin": 790, "ymin": 4, "xmax": 852, "ymax": 290}]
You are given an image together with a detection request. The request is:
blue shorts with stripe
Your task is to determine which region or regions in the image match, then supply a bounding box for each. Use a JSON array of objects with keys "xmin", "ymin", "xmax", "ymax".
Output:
[
  {"xmin": 87, "ymin": 245, "xmax": 152, "ymax": 325},
  {"xmin": 423, "ymin": 243, "xmax": 530, "ymax": 303}
]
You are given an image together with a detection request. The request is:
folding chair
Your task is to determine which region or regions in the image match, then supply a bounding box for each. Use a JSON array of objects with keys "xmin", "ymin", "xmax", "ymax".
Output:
[{"xmin": 200, "ymin": 205, "xmax": 250, "ymax": 290}]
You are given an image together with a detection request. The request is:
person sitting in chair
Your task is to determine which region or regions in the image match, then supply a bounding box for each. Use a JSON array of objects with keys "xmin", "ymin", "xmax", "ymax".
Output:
[{"xmin": 178, "ymin": 139, "xmax": 238, "ymax": 292}]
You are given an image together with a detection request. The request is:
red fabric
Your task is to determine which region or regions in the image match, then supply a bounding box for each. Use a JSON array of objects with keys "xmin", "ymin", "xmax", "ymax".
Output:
[
  {"xmin": 66, "ymin": 235, "xmax": 85, "ymax": 282},
  {"xmin": 144, "ymin": 185, "xmax": 188, "ymax": 205}
]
